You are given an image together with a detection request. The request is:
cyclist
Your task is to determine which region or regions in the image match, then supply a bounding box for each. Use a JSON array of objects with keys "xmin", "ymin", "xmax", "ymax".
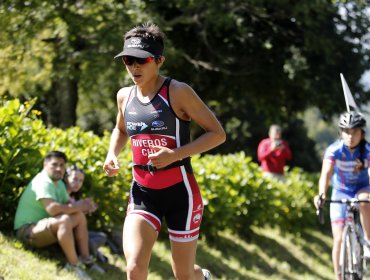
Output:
[
  {"xmin": 103, "ymin": 23, "xmax": 225, "ymax": 280},
  {"xmin": 314, "ymin": 111, "xmax": 370, "ymax": 280}
]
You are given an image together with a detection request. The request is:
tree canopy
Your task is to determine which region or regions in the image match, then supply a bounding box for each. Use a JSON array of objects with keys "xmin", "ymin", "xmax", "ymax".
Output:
[{"xmin": 1, "ymin": 0, "xmax": 369, "ymax": 171}]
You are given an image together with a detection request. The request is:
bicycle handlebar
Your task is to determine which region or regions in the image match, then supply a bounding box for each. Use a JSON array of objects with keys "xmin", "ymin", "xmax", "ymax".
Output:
[
  {"xmin": 316, "ymin": 197, "xmax": 370, "ymax": 225},
  {"xmin": 325, "ymin": 198, "xmax": 370, "ymax": 204}
]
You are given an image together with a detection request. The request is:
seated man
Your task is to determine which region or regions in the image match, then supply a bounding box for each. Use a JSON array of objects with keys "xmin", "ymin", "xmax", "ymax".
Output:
[{"xmin": 14, "ymin": 151, "xmax": 102, "ymax": 280}]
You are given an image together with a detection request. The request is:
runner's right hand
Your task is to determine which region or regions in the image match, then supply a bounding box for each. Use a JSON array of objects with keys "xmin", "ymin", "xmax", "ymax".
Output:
[{"xmin": 103, "ymin": 154, "xmax": 120, "ymax": 177}]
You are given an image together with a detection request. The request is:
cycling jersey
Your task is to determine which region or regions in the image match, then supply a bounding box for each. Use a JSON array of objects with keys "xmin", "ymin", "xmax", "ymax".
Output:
[
  {"xmin": 124, "ymin": 77, "xmax": 192, "ymax": 189},
  {"xmin": 325, "ymin": 139, "xmax": 370, "ymax": 226},
  {"xmin": 324, "ymin": 139, "xmax": 370, "ymax": 194}
]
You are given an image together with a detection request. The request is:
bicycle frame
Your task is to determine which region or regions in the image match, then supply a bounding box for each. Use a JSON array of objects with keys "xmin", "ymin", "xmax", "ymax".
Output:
[
  {"xmin": 317, "ymin": 198, "xmax": 370, "ymax": 280},
  {"xmin": 338, "ymin": 202, "xmax": 364, "ymax": 280}
]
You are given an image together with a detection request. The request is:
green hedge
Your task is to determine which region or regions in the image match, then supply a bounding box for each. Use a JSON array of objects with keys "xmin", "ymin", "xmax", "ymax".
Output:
[
  {"xmin": 194, "ymin": 153, "xmax": 319, "ymax": 240},
  {"xmin": 0, "ymin": 98, "xmax": 319, "ymax": 240},
  {"xmin": 0, "ymin": 98, "xmax": 131, "ymax": 232}
]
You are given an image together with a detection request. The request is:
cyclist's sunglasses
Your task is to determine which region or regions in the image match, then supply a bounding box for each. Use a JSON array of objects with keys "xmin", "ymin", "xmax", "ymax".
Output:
[{"xmin": 122, "ymin": 56, "xmax": 158, "ymax": 66}]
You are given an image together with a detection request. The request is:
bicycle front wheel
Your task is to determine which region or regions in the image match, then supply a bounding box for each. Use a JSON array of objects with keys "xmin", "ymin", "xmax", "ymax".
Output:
[
  {"xmin": 340, "ymin": 225, "xmax": 354, "ymax": 280},
  {"xmin": 340, "ymin": 225, "xmax": 362, "ymax": 280}
]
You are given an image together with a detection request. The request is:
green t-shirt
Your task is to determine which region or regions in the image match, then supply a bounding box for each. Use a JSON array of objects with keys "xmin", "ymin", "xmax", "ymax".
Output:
[{"xmin": 14, "ymin": 170, "xmax": 69, "ymax": 230}]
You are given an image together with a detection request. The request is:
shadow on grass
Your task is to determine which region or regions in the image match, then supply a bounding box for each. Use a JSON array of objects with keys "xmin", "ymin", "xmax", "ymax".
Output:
[
  {"xmin": 1, "ymin": 231, "xmax": 125, "ymax": 280},
  {"xmin": 23, "ymin": 244, "xmax": 126, "ymax": 279},
  {"xmin": 196, "ymin": 243, "xmax": 247, "ymax": 279},
  {"xmin": 253, "ymin": 232, "xmax": 326, "ymax": 279},
  {"xmin": 296, "ymin": 228, "xmax": 333, "ymax": 266},
  {"xmin": 2, "ymin": 228, "xmax": 334, "ymax": 280},
  {"xmin": 152, "ymin": 232, "xmax": 247, "ymax": 279},
  {"xmin": 149, "ymin": 252, "xmax": 174, "ymax": 278},
  {"xmin": 141, "ymin": 228, "xmax": 334, "ymax": 280},
  {"xmin": 201, "ymin": 228, "xmax": 332, "ymax": 280}
]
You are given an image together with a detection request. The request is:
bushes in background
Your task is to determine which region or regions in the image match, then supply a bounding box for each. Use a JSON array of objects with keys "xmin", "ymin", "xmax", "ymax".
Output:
[
  {"xmin": 0, "ymin": 98, "xmax": 131, "ymax": 231},
  {"xmin": 194, "ymin": 153, "xmax": 318, "ymax": 241},
  {"xmin": 0, "ymin": 98, "xmax": 319, "ymax": 240}
]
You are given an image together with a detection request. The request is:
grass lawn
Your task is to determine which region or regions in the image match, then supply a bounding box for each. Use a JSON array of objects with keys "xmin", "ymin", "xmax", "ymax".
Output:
[{"xmin": 0, "ymin": 226, "xmax": 336, "ymax": 280}]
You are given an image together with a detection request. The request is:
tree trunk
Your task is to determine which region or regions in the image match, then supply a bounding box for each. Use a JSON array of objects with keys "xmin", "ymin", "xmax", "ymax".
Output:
[
  {"xmin": 60, "ymin": 77, "xmax": 78, "ymax": 128},
  {"xmin": 45, "ymin": 75, "xmax": 78, "ymax": 128}
]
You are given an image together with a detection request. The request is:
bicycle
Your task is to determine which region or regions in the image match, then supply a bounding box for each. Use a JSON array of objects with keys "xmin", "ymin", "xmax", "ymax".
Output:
[{"xmin": 317, "ymin": 196, "xmax": 370, "ymax": 280}]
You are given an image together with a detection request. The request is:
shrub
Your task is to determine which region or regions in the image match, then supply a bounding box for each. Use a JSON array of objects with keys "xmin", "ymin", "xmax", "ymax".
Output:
[
  {"xmin": 0, "ymin": 99, "xmax": 45, "ymax": 229},
  {"xmin": 194, "ymin": 153, "xmax": 318, "ymax": 241},
  {"xmin": 0, "ymin": 98, "xmax": 131, "ymax": 231},
  {"xmin": 0, "ymin": 98, "xmax": 319, "ymax": 241}
]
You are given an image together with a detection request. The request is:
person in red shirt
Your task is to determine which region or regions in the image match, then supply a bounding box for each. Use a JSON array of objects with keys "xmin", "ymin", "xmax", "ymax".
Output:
[{"xmin": 257, "ymin": 124, "xmax": 292, "ymax": 178}]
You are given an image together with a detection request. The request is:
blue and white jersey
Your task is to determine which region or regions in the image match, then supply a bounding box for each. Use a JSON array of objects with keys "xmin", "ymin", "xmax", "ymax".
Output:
[{"xmin": 324, "ymin": 139, "xmax": 370, "ymax": 194}]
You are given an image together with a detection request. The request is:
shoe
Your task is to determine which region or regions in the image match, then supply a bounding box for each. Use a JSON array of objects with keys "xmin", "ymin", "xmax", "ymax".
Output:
[
  {"xmin": 96, "ymin": 251, "xmax": 109, "ymax": 263},
  {"xmin": 364, "ymin": 241, "xmax": 370, "ymax": 259},
  {"xmin": 87, "ymin": 262, "xmax": 106, "ymax": 274},
  {"xmin": 202, "ymin": 268, "xmax": 212, "ymax": 280},
  {"xmin": 81, "ymin": 255, "xmax": 106, "ymax": 274},
  {"xmin": 64, "ymin": 262, "xmax": 92, "ymax": 280}
]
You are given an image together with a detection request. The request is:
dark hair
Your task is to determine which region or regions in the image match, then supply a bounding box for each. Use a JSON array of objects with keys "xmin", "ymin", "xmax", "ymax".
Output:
[
  {"xmin": 124, "ymin": 23, "xmax": 165, "ymax": 49},
  {"xmin": 64, "ymin": 164, "xmax": 84, "ymax": 185},
  {"xmin": 64, "ymin": 165, "xmax": 84, "ymax": 200},
  {"xmin": 354, "ymin": 138, "xmax": 366, "ymax": 172},
  {"xmin": 66, "ymin": 165, "xmax": 84, "ymax": 175},
  {"xmin": 44, "ymin": 151, "xmax": 67, "ymax": 163}
]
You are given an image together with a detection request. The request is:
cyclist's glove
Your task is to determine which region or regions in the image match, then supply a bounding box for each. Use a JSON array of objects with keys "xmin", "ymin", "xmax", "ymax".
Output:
[{"xmin": 317, "ymin": 193, "xmax": 326, "ymax": 208}]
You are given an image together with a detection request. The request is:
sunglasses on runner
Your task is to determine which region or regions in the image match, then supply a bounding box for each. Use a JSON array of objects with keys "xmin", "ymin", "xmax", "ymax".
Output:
[{"xmin": 122, "ymin": 56, "xmax": 158, "ymax": 66}]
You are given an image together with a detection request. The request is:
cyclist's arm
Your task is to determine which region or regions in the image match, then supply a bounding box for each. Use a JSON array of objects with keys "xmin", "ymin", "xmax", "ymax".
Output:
[
  {"xmin": 315, "ymin": 159, "xmax": 334, "ymax": 208},
  {"xmin": 319, "ymin": 159, "xmax": 334, "ymax": 195}
]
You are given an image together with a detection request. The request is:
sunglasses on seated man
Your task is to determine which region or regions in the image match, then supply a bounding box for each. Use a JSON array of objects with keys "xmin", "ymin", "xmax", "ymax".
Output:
[{"xmin": 122, "ymin": 56, "xmax": 160, "ymax": 66}]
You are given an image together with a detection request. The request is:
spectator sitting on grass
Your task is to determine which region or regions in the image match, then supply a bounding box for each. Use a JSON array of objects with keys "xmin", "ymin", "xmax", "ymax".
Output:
[
  {"xmin": 14, "ymin": 151, "xmax": 103, "ymax": 280},
  {"xmin": 65, "ymin": 165, "xmax": 120, "ymax": 264}
]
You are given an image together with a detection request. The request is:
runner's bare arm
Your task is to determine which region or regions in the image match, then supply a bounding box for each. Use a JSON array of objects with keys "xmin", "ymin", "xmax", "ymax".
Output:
[
  {"xmin": 103, "ymin": 88, "xmax": 131, "ymax": 176},
  {"xmin": 148, "ymin": 81, "xmax": 225, "ymax": 168}
]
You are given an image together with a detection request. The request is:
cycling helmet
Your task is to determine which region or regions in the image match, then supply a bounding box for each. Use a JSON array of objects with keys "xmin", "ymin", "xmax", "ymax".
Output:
[{"xmin": 338, "ymin": 111, "xmax": 366, "ymax": 129}]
